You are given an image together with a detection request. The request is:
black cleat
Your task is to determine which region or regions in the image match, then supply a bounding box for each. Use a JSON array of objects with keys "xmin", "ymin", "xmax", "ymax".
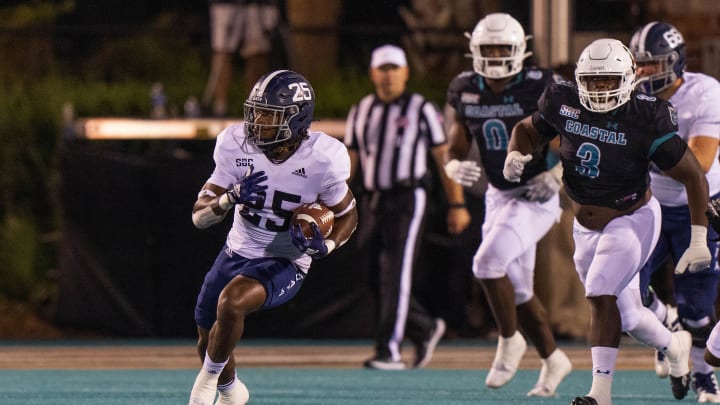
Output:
[
  {"xmin": 363, "ymin": 356, "xmax": 405, "ymax": 370},
  {"xmin": 670, "ymin": 371, "xmax": 691, "ymax": 399},
  {"xmin": 414, "ymin": 318, "xmax": 446, "ymax": 368},
  {"xmin": 571, "ymin": 396, "xmax": 598, "ymax": 405}
]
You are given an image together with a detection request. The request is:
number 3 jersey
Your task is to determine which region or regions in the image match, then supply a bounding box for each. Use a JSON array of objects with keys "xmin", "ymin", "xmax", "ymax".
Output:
[
  {"xmin": 533, "ymin": 80, "xmax": 686, "ymax": 210},
  {"xmin": 446, "ymin": 67, "xmax": 556, "ymax": 189},
  {"xmin": 206, "ymin": 124, "xmax": 351, "ymax": 273}
]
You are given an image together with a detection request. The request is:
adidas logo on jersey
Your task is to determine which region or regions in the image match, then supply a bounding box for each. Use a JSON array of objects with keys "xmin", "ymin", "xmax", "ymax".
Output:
[{"xmin": 292, "ymin": 168, "xmax": 307, "ymax": 178}]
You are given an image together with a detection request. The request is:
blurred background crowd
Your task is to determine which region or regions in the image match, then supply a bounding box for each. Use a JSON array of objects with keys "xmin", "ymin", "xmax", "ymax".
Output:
[{"xmin": 1, "ymin": 0, "xmax": 720, "ymax": 341}]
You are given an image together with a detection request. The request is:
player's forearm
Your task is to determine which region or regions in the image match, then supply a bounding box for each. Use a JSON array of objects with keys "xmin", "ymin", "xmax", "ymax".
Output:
[
  {"xmin": 445, "ymin": 122, "xmax": 471, "ymax": 162},
  {"xmin": 687, "ymin": 175, "xmax": 710, "ymax": 228},
  {"xmin": 509, "ymin": 116, "xmax": 544, "ymax": 155},
  {"xmin": 191, "ymin": 188, "xmax": 231, "ymax": 229},
  {"xmin": 328, "ymin": 206, "xmax": 358, "ymax": 250}
]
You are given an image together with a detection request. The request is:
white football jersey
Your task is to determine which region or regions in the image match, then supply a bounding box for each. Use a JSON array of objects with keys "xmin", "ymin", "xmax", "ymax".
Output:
[
  {"xmin": 651, "ymin": 72, "xmax": 720, "ymax": 206},
  {"xmin": 206, "ymin": 124, "xmax": 351, "ymax": 272}
]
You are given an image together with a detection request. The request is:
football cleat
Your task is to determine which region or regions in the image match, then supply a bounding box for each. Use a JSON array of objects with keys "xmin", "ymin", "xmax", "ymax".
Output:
[
  {"xmin": 672, "ymin": 372, "xmax": 692, "ymax": 400},
  {"xmin": 363, "ymin": 356, "xmax": 406, "ymax": 370},
  {"xmin": 414, "ymin": 318, "xmax": 446, "ymax": 369},
  {"xmin": 692, "ymin": 372, "xmax": 720, "ymax": 403},
  {"xmin": 485, "ymin": 331, "xmax": 527, "ymax": 388},
  {"xmin": 527, "ymin": 348, "xmax": 573, "ymax": 397},
  {"xmin": 666, "ymin": 330, "xmax": 692, "ymax": 399},
  {"xmin": 572, "ymin": 396, "xmax": 598, "ymax": 405},
  {"xmin": 188, "ymin": 369, "xmax": 221, "ymax": 405},
  {"xmin": 215, "ymin": 378, "xmax": 249, "ymax": 405}
]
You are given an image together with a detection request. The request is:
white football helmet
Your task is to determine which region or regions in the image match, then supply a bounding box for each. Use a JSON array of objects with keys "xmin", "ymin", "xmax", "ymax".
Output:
[
  {"xmin": 467, "ymin": 13, "xmax": 532, "ymax": 79},
  {"xmin": 575, "ymin": 38, "xmax": 636, "ymax": 112}
]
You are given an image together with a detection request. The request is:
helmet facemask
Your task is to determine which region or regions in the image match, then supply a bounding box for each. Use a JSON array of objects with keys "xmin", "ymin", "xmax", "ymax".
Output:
[
  {"xmin": 576, "ymin": 74, "xmax": 628, "ymax": 112},
  {"xmin": 634, "ymin": 51, "xmax": 681, "ymax": 94},
  {"xmin": 469, "ymin": 43, "xmax": 527, "ymax": 78},
  {"xmin": 244, "ymin": 101, "xmax": 298, "ymax": 147}
]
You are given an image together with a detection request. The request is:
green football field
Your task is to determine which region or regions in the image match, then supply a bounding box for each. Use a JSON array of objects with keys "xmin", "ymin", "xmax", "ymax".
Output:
[{"xmin": 0, "ymin": 368, "xmax": 694, "ymax": 404}]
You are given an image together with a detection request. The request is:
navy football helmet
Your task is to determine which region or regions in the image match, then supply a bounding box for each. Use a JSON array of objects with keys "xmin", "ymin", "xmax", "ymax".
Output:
[
  {"xmin": 628, "ymin": 21, "xmax": 686, "ymax": 94},
  {"xmin": 244, "ymin": 70, "xmax": 315, "ymax": 162}
]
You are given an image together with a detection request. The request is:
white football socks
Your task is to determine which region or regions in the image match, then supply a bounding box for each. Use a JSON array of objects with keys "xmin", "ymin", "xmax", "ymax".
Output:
[{"xmin": 188, "ymin": 353, "xmax": 229, "ymax": 405}]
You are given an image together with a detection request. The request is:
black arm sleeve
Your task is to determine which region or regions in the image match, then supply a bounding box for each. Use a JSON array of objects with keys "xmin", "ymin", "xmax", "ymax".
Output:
[{"xmin": 651, "ymin": 134, "xmax": 688, "ymax": 171}]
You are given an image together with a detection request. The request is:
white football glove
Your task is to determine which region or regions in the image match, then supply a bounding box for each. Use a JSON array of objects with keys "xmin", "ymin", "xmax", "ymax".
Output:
[
  {"xmin": 503, "ymin": 151, "xmax": 533, "ymax": 183},
  {"xmin": 525, "ymin": 164, "xmax": 563, "ymax": 202},
  {"xmin": 444, "ymin": 159, "xmax": 482, "ymax": 187},
  {"xmin": 675, "ymin": 225, "xmax": 711, "ymax": 274}
]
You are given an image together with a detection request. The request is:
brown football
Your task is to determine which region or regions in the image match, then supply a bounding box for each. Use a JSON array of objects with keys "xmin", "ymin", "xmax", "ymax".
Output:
[{"xmin": 291, "ymin": 202, "xmax": 334, "ymax": 238}]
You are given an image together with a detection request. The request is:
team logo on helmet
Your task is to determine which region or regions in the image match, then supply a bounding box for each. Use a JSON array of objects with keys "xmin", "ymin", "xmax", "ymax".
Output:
[{"xmin": 628, "ymin": 21, "xmax": 686, "ymax": 95}]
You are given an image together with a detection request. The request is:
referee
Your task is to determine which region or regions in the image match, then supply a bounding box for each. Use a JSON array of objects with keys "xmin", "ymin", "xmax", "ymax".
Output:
[{"xmin": 344, "ymin": 44, "xmax": 471, "ymax": 370}]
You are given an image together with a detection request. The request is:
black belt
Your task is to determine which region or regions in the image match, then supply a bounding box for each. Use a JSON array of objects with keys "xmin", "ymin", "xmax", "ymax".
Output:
[{"xmin": 370, "ymin": 176, "xmax": 427, "ymax": 192}]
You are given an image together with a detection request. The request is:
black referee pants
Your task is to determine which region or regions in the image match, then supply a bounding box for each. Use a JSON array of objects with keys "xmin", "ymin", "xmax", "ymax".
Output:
[{"xmin": 357, "ymin": 187, "xmax": 435, "ymax": 359}]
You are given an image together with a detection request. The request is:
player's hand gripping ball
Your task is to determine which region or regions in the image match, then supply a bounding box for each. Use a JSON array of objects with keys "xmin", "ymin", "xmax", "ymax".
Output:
[{"xmin": 291, "ymin": 202, "xmax": 334, "ymax": 238}]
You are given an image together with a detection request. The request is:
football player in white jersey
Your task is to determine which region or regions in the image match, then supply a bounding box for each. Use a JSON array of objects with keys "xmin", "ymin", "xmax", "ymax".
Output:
[
  {"xmin": 630, "ymin": 21, "xmax": 720, "ymax": 402},
  {"xmin": 187, "ymin": 70, "xmax": 358, "ymax": 405}
]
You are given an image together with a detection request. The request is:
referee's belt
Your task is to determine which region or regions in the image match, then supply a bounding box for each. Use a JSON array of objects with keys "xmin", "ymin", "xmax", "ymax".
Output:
[{"xmin": 370, "ymin": 179, "xmax": 424, "ymax": 193}]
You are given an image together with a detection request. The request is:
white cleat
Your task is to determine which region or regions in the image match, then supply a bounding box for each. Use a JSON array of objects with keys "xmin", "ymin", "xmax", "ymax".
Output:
[
  {"xmin": 666, "ymin": 330, "xmax": 691, "ymax": 377},
  {"xmin": 666, "ymin": 330, "xmax": 692, "ymax": 399},
  {"xmin": 485, "ymin": 331, "xmax": 527, "ymax": 388},
  {"xmin": 215, "ymin": 378, "xmax": 250, "ymax": 405},
  {"xmin": 188, "ymin": 369, "xmax": 221, "ymax": 405},
  {"xmin": 527, "ymin": 348, "xmax": 573, "ymax": 397}
]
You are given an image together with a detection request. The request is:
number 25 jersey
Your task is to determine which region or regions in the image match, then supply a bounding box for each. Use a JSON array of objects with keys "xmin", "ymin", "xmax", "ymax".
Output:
[{"xmin": 206, "ymin": 124, "xmax": 351, "ymax": 273}]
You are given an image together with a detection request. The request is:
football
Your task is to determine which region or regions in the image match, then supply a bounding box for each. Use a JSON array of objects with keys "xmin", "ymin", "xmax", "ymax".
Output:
[{"xmin": 291, "ymin": 202, "xmax": 334, "ymax": 238}]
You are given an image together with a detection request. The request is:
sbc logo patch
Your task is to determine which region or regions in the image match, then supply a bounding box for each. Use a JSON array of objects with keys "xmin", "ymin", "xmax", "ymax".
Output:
[{"xmin": 559, "ymin": 105, "xmax": 580, "ymax": 119}]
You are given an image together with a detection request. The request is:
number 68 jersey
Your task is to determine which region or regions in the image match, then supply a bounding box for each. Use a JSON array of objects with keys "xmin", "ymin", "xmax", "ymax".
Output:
[
  {"xmin": 533, "ymin": 80, "xmax": 687, "ymax": 210},
  {"xmin": 205, "ymin": 124, "xmax": 351, "ymax": 273}
]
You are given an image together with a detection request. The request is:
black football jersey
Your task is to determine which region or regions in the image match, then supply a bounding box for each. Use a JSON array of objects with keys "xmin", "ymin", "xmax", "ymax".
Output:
[
  {"xmin": 533, "ymin": 80, "xmax": 686, "ymax": 210},
  {"xmin": 446, "ymin": 67, "xmax": 555, "ymax": 189}
]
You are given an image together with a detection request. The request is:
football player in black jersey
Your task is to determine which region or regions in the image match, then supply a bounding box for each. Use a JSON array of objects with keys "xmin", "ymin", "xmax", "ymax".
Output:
[
  {"xmin": 507, "ymin": 38, "xmax": 710, "ymax": 405},
  {"xmin": 443, "ymin": 12, "xmax": 572, "ymax": 397}
]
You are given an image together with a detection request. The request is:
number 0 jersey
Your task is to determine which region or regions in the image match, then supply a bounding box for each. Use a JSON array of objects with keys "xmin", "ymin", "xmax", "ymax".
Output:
[
  {"xmin": 206, "ymin": 124, "xmax": 351, "ymax": 273},
  {"xmin": 533, "ymin": 80, "xmax": 686, "ymax": 210},
  {"xmin": 446, "ymin": 67, "xmax": 556, "ymax": 189}
]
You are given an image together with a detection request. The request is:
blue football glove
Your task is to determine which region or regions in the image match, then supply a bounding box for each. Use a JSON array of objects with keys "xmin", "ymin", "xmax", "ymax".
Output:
[
  {"xmin": 290, "ymin": 222, "xmax": 329, "ymax": 258},
  {"xmin": 226, "ymin": 170, "xmax": 268, "ymax": 205}
]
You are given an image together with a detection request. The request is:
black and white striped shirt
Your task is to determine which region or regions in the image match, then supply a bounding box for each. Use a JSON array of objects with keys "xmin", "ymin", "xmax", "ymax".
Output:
[{"xmin": 344, "ymin": 92, "xmax": 446, "ymax": 192}]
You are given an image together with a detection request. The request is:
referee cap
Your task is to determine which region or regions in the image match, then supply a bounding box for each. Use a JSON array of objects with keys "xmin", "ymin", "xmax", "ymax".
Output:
[{"xmin": 370, "ymin": 45, "xmax": 408, "ymax": 68}]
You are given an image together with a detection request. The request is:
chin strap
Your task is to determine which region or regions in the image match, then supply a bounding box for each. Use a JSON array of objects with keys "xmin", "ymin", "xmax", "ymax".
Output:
[{"xmin": 263, "ymin": 133, "xmax": 308, "ymax": 163}]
